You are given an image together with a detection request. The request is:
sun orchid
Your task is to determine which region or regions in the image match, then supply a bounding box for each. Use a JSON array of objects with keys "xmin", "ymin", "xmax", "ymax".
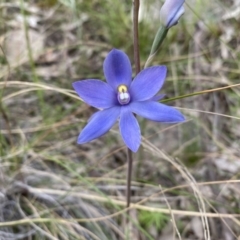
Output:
[{"xmin": 72, "ymin": 49, "xmax": 185, "ymax": 152}]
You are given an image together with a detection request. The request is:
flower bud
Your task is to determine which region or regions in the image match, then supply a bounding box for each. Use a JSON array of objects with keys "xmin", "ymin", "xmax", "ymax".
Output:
[{"xmin": 160, "ymin": 0, "xmax": 185, "ymax": 29}]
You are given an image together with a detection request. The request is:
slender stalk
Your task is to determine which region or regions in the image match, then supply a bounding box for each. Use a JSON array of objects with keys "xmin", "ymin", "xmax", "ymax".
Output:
[
  {"xmin": 126, "ymin": 0, "xmax": 140, "ymax": 209},
  {"xmin": 20, "ymin": 0, "xmax": 44, "ymax": 115},
  {"xmin": 161, "ymin": 83, "xmax": 240, "ymax": 103},
  {"xmin": 126, "ymin": 148, "xmax": 133, "ymax": 208},
  {"xmin": 133, "ymin": 0, "xmax": 140, "ymax": 74}
]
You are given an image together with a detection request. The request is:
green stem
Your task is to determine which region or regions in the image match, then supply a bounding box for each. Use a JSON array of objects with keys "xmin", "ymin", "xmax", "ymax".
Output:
[
  {"xmin": 161, "ymin": 83, "xmax": 240, "ymax": 103},
  {"xmin": 20, "ymin": 0, "xmax": 44, "ymax": 114}
]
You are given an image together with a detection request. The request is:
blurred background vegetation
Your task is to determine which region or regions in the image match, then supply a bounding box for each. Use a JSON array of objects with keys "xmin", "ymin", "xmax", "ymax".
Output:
[{"xmin": 1, "ymin": 0, "xmax": 240, "ymax": 239}]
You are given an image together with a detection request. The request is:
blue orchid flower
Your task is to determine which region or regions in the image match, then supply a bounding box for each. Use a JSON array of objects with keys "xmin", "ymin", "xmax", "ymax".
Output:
[{"xmin": 72, "ymin": 49, "xmax": 185, "ymax": 152}]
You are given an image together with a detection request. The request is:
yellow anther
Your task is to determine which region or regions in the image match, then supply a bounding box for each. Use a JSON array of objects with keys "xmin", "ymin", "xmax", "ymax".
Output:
[{"xmin": 118, "ymin": 85, "xmax": 127, "ymax": 93}]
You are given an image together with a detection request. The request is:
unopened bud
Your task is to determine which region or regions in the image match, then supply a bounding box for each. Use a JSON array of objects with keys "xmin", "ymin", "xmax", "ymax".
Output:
[{"xmin": 160, "ymin": 0, "xmax": 185, "ymax": 28}]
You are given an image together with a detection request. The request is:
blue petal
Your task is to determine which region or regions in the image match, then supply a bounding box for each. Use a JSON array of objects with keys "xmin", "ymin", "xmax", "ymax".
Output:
[
  {"xmin": 130, "ymin": 101, "xmax": 185, "ymax": 123},
  {"xmin": 103, "ymin": 49, "xmax": 132, "ymax": 90},
  {"xmin": 78, "ymin": 107, "xmax": 120, "ymax": 143},
  {"xmin": 119, "ymin": 107, "xmax": 141, "ymax": 152},
  {"xmin": 73, "ymin": 80, "xmax": 117, "ymax": 109},
  {"xmin": 130, "ymin": 66, "xmax": 167, "ymax": 102}
]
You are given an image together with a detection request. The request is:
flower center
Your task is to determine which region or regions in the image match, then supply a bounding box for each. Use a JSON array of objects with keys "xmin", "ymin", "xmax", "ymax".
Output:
[{"xmin": 117, "ymin": 84, "xmax": 130, "ymax": 105}]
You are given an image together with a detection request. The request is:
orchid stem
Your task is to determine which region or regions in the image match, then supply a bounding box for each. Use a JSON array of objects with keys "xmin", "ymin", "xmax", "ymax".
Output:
[
  {"xmin": 126, "ymin": 0, "xmax": 140, "ymax": 209},
  {"xmin": 126, "ymin": 148, "xmax": 133, "ymax": 208}
]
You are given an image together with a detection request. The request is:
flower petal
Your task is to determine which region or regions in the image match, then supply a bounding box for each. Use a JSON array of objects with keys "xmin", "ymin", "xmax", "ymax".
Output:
[
  {"xmin": 78, "ymin": 107, "xmax": 120, "ymax": 144},
  {"xmin": 130, "ymin": 101, "xmax": 185, "ymax": 123},
  {"xmin": 130, "ymin": 66, "xmax": 167, "ymax": 102},
  {"xmin": 72, "ymin": 80, "xmax": 117, "ymax": 109},
  {"xmin": 119, "ymin": 107, "xmax": 141, "ymax": 152},
  {"xmin": 103, "ymin": 49, "xmax": 132, "ymax": 90}
]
